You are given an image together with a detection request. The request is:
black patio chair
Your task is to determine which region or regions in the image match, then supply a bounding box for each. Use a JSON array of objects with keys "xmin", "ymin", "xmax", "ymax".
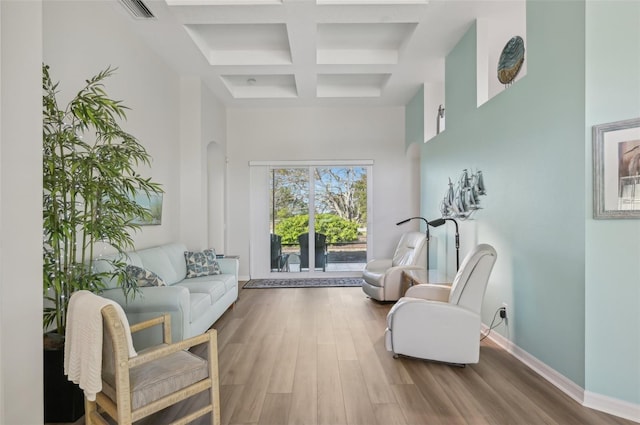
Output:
[
  {"xmin": 298, "ymin": 232, "xmax": 328, "ymax": 272},
  {"xmin": 271, "ymin": 234, "xmax": 288, "ymax": 271}
]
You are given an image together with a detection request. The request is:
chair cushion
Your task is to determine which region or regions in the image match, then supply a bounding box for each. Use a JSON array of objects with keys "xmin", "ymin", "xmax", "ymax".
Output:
[
  {"xmin": 392, "ymin": 232, "xmax": 425, "ymax": 267},
  {"xmin": 102, "ymin": 350, "xmax": 208, "ymax": 410},
  {"xmin": 362, "ymin": 269, "xmax": 384, "ymax": 287}
]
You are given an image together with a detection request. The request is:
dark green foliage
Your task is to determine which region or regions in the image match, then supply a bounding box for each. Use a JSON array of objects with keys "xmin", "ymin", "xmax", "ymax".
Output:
[
  {"xmin": 42, "ymin": 64, "xmax": 163, "ymax": 335},
  {"xmin": 275, "ymin": 213, "xmax": 359, "ymax": 244}
]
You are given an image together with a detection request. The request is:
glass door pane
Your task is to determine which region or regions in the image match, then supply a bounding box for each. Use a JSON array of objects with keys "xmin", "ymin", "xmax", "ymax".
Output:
[
  {"xmin": 270, "ymin": 168, "xmax": 308, "ymax": 273},
  {"xmin": 314, "ymin": 167, "xmax": 367, "ymax": 272},
  {"xmin": 269, "ymin": 165, "xmax": 368, "ymax": 275}
]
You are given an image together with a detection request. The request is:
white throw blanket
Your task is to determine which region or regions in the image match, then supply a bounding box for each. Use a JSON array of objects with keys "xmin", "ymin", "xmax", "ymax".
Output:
[{"xmin": 64, "ymin": 290, "xmax": 137, "ymax": 401}]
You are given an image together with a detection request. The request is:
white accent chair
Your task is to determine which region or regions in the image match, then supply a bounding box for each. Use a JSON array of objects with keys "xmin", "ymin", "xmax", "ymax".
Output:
[
  {"xmin": 385, "ymin": 244, "xmax": 497, "ymax": 365},
  {"xmin": 362, "ymin": 232, "xmax": 428, "ymax": 301}
]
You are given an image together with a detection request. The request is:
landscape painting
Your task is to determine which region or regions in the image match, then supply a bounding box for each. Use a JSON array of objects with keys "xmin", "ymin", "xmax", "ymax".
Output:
[{"xmin": 132, "ymin": 193, "xmax": 163, "ymax": 225}]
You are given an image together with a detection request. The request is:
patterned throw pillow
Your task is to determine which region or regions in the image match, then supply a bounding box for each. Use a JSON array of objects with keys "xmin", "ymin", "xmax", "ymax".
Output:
[
  {"xmin": 126, "ymin": 265, "xmax": 167, "ymax": 287},
  {"xmin": 203, "ymin": 249, "xmax": 222, "ymax": 275},
  {"xmin": 184, "ymin": 248, "xmax": 222, "ymax": 278}
]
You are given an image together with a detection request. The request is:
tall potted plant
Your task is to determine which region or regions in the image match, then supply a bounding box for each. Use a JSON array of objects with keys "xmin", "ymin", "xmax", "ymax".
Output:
[{"xmin": 42, "ymin": 64, "xmax": 163, "ymax": 421}]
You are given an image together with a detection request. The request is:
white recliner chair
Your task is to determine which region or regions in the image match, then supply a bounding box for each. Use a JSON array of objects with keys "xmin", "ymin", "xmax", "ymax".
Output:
[
  {"xmin": 385, "ymin": 243, "xmax": 497, "ymax": 365},
  {"xmin": 362, "ymin": 231, "xmax": 427, "ymax": 301}
]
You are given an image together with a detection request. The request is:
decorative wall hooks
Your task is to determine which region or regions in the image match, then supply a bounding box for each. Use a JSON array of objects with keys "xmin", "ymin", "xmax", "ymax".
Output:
[
  {"xmin": 440, "ymin": 169, "xmax": 486, "ymax": 220},
  {"xmin": 436, "ymin": 104, "xmax": 445, "ymax": 135}
]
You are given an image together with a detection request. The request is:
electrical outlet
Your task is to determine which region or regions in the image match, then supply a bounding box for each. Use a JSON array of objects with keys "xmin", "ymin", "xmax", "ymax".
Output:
[{"xmin": 501, "ymin": 302, "xmax": 508, "ymax": 320}]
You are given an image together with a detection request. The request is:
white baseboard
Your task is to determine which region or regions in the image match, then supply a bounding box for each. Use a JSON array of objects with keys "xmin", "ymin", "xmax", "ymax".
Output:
[
  {"xmin": 239, "ymin": 275, "xmax": 251, "ymax": 282},
  {"xmin": 584, "ymin": 391, "xmax": 640, "ymax": 423},
  {"xmin": 482, "ymin": 325, "xmax": 584, "ymax": 403},
  {"xmin": 481, "ymin": 325, "xmax": 640, "ymax": 423}
]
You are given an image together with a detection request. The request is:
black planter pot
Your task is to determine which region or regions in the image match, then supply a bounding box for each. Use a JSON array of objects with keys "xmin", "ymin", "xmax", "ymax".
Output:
[{"xmin": 44, "ymin": 335, "xmax": 84, "ymax": 423}]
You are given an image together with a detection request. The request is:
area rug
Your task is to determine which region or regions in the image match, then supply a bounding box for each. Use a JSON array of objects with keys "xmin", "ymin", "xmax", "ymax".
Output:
[{"xmin": 244, "ymin": 278, "xmax": 364, "ymax": 289}]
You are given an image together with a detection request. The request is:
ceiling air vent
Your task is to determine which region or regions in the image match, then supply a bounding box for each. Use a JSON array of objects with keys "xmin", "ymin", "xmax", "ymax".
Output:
[{"xmin": 119, "ymin": 0, "xmax": 155, "ymax": 19}]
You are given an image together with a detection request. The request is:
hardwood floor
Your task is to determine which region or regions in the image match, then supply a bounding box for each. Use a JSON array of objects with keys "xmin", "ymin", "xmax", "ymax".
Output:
[
  {"xmin": 65, "ymin": 285, "xmax": 635, "ymax": 424},
  {"xmin": 202, "ymin": 285, "xmax": 631, "ymax": 425}
]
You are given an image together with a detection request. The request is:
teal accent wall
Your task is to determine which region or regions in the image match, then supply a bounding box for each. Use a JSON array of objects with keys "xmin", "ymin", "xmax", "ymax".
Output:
[
  {"xmin": 409, "ymin": 0, "xmax": 640, "ymax": 406},
  {"xmin": 421, "ymin": 1, "xmax": 588, "ymax": 386},
  {"xmin": 405, "ymin": 85, "xmax": 424, "ymax": 148},
  {"xmin": 585, "ymin": 1, "xmax": 640, "ymax": 404}
]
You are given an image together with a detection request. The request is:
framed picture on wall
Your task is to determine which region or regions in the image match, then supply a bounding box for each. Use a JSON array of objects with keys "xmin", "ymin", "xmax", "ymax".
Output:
[
  {"xmin": 132, "ymin": 193, "xmax": 164, "ymax": 225},
  {"xmin": 592, "ymin": 117, "xmax": 640, "ymax": 219}
]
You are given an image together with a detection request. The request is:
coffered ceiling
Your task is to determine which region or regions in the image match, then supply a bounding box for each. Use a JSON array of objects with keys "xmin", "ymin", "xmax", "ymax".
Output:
[{"xmin": 119, "ymin": 0, "xmax": 523, "ymax": 107}]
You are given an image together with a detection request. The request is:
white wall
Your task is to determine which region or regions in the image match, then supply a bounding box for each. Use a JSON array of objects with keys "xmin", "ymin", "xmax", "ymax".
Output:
[
  {"xmin": 226, "ymin": 106, "xmax": 413, "ymax": 279},
  {"xmin": 2, "ymin": 2, "xmax": 413, "ymax": 420},
  {"xmin": 43, "ymin": 0, "xmax": 181, "ymax": 251},
  {"xmin": 179, "ymin": 78, "xmax": 228, "ymax": 251},
  {"xmin": 202, "ymin": 84, "xmax": 228, "ymax": 252},
  {"xmin": 41, "ymin": 2, "xmax": 415, "ymax": 283},
  {"xmin": 208, "ymin": 141, "xmax": 227, "ymax": 253},
  {"xmin": 424, "ymin": 81, "xmax": 445, "ymax": 142},
  {"xmin": 41, "ymin": 0, "xmax": 231, "ymax": 260},
  {"xmin": 179, "ymin": 78, "xmax": 209, "ymax": 249},
  {"xmin": 0, "ymin": 1, "xmax": 43, "ymax": 423},
  {"xmin": 477, "ymin": 1, "xmax": 527, "ymax": 106}
]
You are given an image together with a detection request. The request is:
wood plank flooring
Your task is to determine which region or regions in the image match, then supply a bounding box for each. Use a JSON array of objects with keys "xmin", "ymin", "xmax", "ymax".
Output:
[
  {"xmin": 198, "ymin": 285, "xmax": 633, "ymax": 425},
  {"xmin": 66, "ymin": 285, "xmax": 636, "ymax": 424}
]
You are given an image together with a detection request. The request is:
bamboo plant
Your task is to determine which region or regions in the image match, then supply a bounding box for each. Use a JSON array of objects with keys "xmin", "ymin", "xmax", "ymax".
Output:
[{"xmin": 42, "ymin": 64, "xmax": 163, "ymax": 337}]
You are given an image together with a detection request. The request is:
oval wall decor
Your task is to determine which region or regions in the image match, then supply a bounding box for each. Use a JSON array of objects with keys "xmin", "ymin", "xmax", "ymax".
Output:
[{"xmin": 497, "ymin": 35, "xmax": 525, "ymax": 85}]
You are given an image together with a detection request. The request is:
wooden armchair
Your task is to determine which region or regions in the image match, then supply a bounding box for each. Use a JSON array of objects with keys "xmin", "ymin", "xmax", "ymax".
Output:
[{"xmin": 85, "ymin": 305, "xmax": 220, "ymax": 425}]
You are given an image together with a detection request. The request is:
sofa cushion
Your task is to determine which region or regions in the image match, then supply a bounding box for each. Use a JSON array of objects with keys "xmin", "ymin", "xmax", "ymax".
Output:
[
  {"xmin": 93, "ymin": 252, "xmax": 145, "ymax": 290},
  {"xmin": 220, "ymin": 274, "xmax": 238, "ymax": 292},
  {"xmin": 125, "ymin": 252, "xmax": 145, "ymax": 269},
  {"xmin": 184, "ymin": 249, "xmax": 221, "ymax": 278},
  {"xmin": 126, "ymin": 265, "xmax": 167, "ymax": 287},
  {"xmin": 175, "ymin": 279, "xmax": 226, "ymax": 304},
  {"xmin": 189, "ymin": 293, "xmax": 212, "ymax": 323},
  {"xmin": 137, "ymin": 247, "xmax": 183, "ymax": 285},
  {"xmin": 158, "ymin": 243, "xmax": 188, "ymax": 280}
]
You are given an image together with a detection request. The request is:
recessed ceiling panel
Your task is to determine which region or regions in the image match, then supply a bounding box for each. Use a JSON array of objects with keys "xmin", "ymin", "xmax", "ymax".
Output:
[
  {"xmin": 220, "ymin": 74, "xmax": 297, "ymax": 98},
  {"xmin": 168, "ymin": 0, "xmax": 281, "ymax": 5},
  {"xmin": 185, "ymin": 23, "xmax": 292, "ymax": 65},
  {"xmin": 129, "ymin": 0, "xmax": 522, "ymax": 105},
  {"xmin": 317, "ymin": 73, "xmax": 390, "ymax": 98},
  {"xmin": 317, "ymin": 0, "xmax": 426, "ymax": 4},
  {"xmin": 317, "ymin": 23, "xmax": 417, "ymax": 64}
]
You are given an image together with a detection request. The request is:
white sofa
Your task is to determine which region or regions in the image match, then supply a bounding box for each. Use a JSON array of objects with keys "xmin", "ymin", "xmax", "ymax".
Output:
[{"xmin": 94, "ymin": 242, "xmax": 238, "ymax": 348}]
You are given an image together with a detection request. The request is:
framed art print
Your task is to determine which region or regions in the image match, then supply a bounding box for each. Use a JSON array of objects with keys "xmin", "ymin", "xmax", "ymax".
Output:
[{"xmin": 592, "ymin": 117, "xmax": 640, "ymax": 219}]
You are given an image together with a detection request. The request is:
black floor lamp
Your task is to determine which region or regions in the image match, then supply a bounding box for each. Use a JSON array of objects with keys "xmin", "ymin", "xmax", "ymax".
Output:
[
  {"xmin": 396, "ymin": 216, "xmax": 437, "ymax": 270},
  {"xmin": 428, "ymin": 217, "xmax": 460, "ymax": 271}
]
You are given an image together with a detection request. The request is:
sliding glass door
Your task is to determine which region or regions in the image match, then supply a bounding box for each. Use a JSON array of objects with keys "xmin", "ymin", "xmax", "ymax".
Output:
[{"xmin": 269, "ymin": 165, "xmax": 368, "ymax": 275}]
